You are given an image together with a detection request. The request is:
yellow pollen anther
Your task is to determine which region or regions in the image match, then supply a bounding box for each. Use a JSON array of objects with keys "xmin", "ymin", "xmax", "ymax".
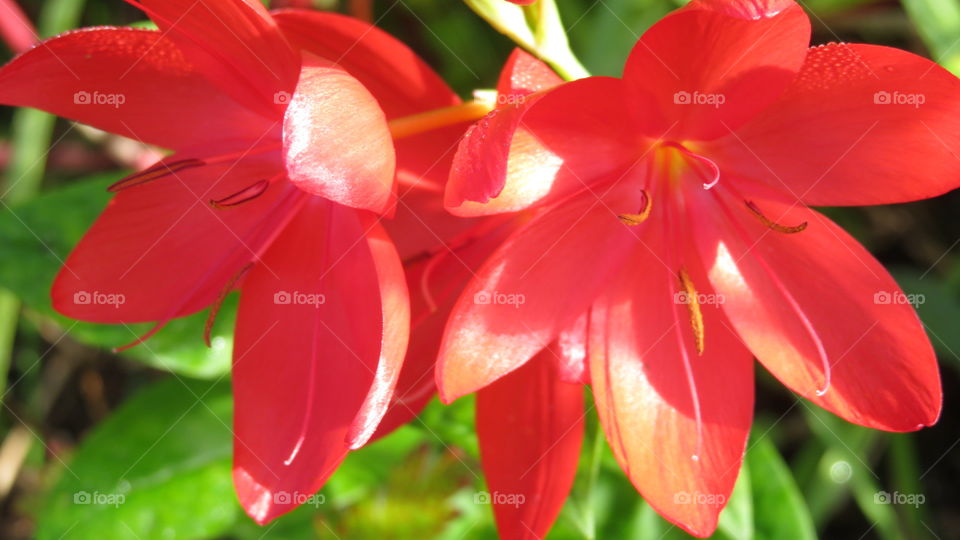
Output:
[
  {"xmin": 617, "ymin": 190, "xmax": 653, "ymax": 226},
  {"xmin": 677, "ymin": 268, "xmax": 705, "ymax": 355},
  {"xmin": 745, "ymin": 200, "xmax": 808, "ymax": 233}
]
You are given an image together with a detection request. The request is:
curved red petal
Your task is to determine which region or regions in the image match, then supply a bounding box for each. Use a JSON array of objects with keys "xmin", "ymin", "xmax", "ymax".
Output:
[
  {"xmin": 132, "ymin": 0, "xmax": 299, "ymax": 116},
  {"xmin": 444, "ymin": 49, "xmax": 563, "ymax": 212},
  {"xmin": 689, "ymin": 181, "xmax": 941, "ymax": 430},
  {"xmin": 436, "ymin": 180, "xmax": 645, "ymax": 402},
  {"xmin": 589, "ymin": 230, "xmax": 753, "ymax": 538},
  {"xmin": 272, "ymin": 9, "xmax": 459, "ymax": 119},
  {"xmin": 0, "ymin": 27, "xmax": 278, "ymax": 153},
  {"xmin": 282, "ymin": 54, "xmax": 395, "ymax": 214},
  {"xmin": 623, "ymin": 0, "xmax": 809, "ymax": 140},
  {"xmin": 51, "ymin": 152, "xmax": 298, "ymax": 324},
  {"xmin": 477, "ymin": 351, "xmax": 584, "ymax": 540},
  {"xmin": 709, "ymin": 43, "xmax": 960, "ymax": 205},
  {"xmin": 346, "ymin": 214, "xmax": 410, "ymax": 448},
  {"xmin": 232, "ymin": 200, "xmax": 386, "ymax": 524},
  {"xmin": 447, "ymin": 77, "xmax": 639, "ymax": 216}
]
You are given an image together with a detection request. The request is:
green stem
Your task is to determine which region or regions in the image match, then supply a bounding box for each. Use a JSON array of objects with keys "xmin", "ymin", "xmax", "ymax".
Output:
[
  {"xmin": 464, "ymin": 0, "xmax": 590, "ymax": 81},
  {"xmin": 0, "ymin": 0, "xmax": 87, "ymax": 403}
]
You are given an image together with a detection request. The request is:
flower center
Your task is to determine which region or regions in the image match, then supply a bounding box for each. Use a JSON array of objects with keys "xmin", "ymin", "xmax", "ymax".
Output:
[{"xmin": 651, "ymin": 141, "xmax": 721, "ymax": 191}]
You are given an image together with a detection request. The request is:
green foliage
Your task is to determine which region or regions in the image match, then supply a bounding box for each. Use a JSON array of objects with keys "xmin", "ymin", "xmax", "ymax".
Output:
[
  {"xmin": 37, "ymin": 378, "xmax": 238, "ymax": 540},
  {"xmin": 903, "ymin": 0, "xmax": 960, "ymax": 74}
]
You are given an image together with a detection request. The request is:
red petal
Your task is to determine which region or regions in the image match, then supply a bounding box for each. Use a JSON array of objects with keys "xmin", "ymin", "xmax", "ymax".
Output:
[
  {"xmin": 709, "ymin": 43, "xmax": 960, "ymax": 206},
  {"xmin": 477, "ymin": 351, "xmax": 584, "ymax": 540},
  {"xmin": 271, "ymin": 10, "xmax": 459, "ymax": 119},
  {"xmin": 232, "ymin": 200, "xmax": 387, "ymax": 524},
  {"xmin": 445, "ymin": 50, "xmax": 564, "ymax": 211},
  {"xmin": 51, "ymin": 153, "xmax": 299, "ymax": 324},
  {"xmin": 273, "ymin": 9, "xmax": 469, "ymax": 258},
  {"xmin": 282, "ymin": 54, "xmax": 395, "ymax": 214},
  {"xmin": 346, "ymin": 214, "xmax": 410, "ymax": 448},
  {"xmin": 495, "ymin": 48, "xmax": 563, "ymax": 98},
  {"xmin": 132, "ymin": 0, "xmax": 299, "ymax": 116},
  {"xmin": 623, "ymin": 0, "xmax": 809, "ymax": 140},
  {"xmin": 436, "ymin": 181, "xmax": 645, "ymax": 402},
  {"xmin": 447, "ymin": 77, "xmax": 639, "ymax": 216},
  {"xmin": 554, "ymin": 312, "xmax": 590, "ymax": 384},
  {"xmin": 689, "ymin": 181, "xmax": 941, "ymax": 430},
  {"xmin": 0, "ymin": 28, "xmax": 278, "ymax": 152},
  {"xmin": 589, "ymin": 231, "xmax": 753, "ymax": 538},
  {"xmin": 372, "ymin": 217, "xmax": 521, "ymax": 440},
  {"xmin": 387, "ymin": 123, "xmax": 482, "ymax": 260},
  {"xmin": 0, "ymin": 0, "xmax": 36, "ymax": 53}
]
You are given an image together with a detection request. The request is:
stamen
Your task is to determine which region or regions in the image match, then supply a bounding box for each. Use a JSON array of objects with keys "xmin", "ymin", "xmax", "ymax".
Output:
[
  {"xmin": 661, "ymin": 141, "xmax": 721, "ymax": 189},
  {"xmin": 714, "ymin": 193, "xmax": 832, "ymax": 396},
  {"xmin": 209, "ymin": 180, "xmax": 270, "ymax": 209},
  {"xmin": 617, "ymin": 190, "xmax": 653, "ymax": 226},
  {"xmin": 113, "ymin": 321, "xmax": 166, "ymax": 353},
  {"xmin": 677, "ymin": 268, "xmax": 705, "ymax": 355},
  {"xmin": 420, "ymin": 250, "xmax": 449, "ymax": 313},
  {"xmin": 745, "ymin": 200, "xmax": 808, "ymax": 233},
  {"xmin": 204, "ymin": 263, "xmax": 253, "ymax": 347},
  {"xmin": 107, "ymin": 159, "xmax": 204, "ymax": 192},
  {"xmin": 669, "ymin": 272, "xmax": 705, "ymax": 462},
  {"xmin": 389, "ymin": 100, "xmax": 496, "ymax": 140}
]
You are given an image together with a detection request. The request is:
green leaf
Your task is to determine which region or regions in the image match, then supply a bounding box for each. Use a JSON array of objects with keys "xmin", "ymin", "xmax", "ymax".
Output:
[
  {"xmin": 890, "ymin": 267, "xmax": 960, "ymax": 366},
  {"xmin": 0, "ymin": 175, "xmax": 233, "ymax": 378},
  {"xmin": 463, "ymin": 0, "xmax": 589, "ymax": 80},
  {"xmin": 37, "ymin": 377, "xmax": 239, "ymax": 540},
  {"xmin": 566, "ymin": 0, "xmax": 674, "ymax": 77},
  {"xmin": 902, "ymin": 0, "xmax": 960, "ymax": 75},
  {"xmin": 746, "ymin": 437, "xmax": 816, "ymax": 540},
  {"xmin": 717, "ymin": 466, "xmax": 752, "ymax": 540}
]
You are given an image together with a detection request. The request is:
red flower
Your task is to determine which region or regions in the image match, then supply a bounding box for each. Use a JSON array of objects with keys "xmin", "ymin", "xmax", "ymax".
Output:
[
  {"xmin": 439, "ymin": 0, "xmax": 955, "ymax": 535},
  {"xmin": 0, "ymin": 0, "xmax": 462, "ymax": 524}
]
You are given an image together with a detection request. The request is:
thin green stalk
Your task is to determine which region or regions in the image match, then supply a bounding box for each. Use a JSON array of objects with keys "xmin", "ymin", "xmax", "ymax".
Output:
[{"xmin": 0, "ymin": 0, "xmax": 87, "ymax": 403}]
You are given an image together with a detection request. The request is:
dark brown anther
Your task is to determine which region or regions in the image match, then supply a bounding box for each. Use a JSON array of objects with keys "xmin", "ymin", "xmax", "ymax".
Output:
[
  {"xmin": 107, "ymin": 158, "xmax": 205, "ymax": 192},
  {"xmin": 745, "ymin": 200, "xmax": 808, "ymax": 233},
  {"xmin": 209, "ymin": 180, "xmax": 270, "ymax": 210}
]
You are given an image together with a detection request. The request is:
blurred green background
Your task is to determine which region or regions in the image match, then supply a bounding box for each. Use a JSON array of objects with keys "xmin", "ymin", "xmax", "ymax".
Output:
[{"xmin": 1, "ymin": 0, "xmax": 959, "ymax": 538}]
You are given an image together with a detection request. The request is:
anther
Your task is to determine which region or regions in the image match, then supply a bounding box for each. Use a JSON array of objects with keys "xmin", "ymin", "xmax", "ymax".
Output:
[
  {"xmin": 745, "ymin": 200, "xmax": 808, "ymax": 233},
  {"xmin": 677, "ymin": 268, "xmax": 705, "ymax": 355},
  {"xmin": 209, "ymin": 180, "xmax": 270, "ymax": 209},
  {"xmin": 618, "ymin": 190, "xmax": 653, "ymax": 226},
  {"xmin": 107, "ymin": 158, "xmax": 205, "ymax": 192}
]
